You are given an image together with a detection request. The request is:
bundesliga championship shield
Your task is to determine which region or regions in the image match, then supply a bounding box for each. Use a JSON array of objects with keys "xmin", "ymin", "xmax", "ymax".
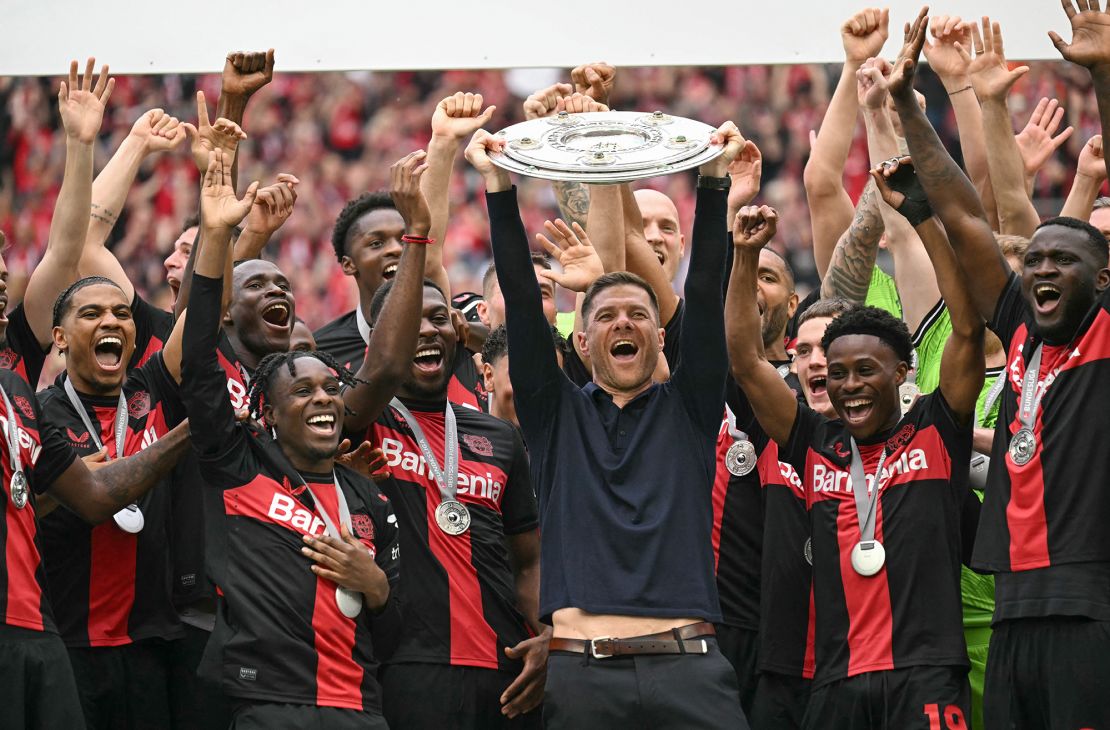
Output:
[{"xmin": 490, "ymin": 111, "xmax": 724, "ymax": 183}]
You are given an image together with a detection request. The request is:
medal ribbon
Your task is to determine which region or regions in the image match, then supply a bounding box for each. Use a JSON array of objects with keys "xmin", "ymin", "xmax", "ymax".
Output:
[
  {"xmin": 389, "ymin": 398, "xmax": 460, "ymax": 505},
  {"xmin": 1016, "ymin": 344, "xmax": 1045, "ymax": 433},
  {"xmin": 300, "ymin": 473, "xmax": 352, "ymax": 543},
  {"xmin": 849, "ymin": 438, "xmax": 890, "ymax": 545},
  {"xmin": 979, "ymin": 372, "xmax": 1007, "ymax": 427},
  {"xmin": 63, "ymin": 377, "xmax": 128, "ymax": 461},
  {"xmin": 0, "ymin": 384, "xmax": 24, "ymax": 477}
]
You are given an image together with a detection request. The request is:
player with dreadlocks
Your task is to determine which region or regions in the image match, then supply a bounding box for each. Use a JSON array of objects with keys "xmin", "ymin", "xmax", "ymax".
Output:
[{"xmin": 179, "ymin": 149, "xmax": 436, "ymax": 729}]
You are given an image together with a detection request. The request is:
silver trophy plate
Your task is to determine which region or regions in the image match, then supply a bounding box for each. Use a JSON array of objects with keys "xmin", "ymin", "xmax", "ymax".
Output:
[{"xmin": 491, "ymin": 110, "xmax": 723, "ymax": 184}]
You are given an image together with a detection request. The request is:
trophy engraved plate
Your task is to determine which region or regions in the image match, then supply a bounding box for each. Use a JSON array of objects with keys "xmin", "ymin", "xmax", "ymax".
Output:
[{"xmin": 491, "ymin": 111, "xmax": 723, "ymax": 183}]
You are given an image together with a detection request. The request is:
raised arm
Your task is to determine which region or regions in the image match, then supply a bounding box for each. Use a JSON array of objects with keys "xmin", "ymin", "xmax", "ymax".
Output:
[
  {"xmin": 965, "ymin": 18, "xmax": 1042, "ymax": 238},
  {"xmin": 873, "ymin": 157, "xmax": 985, "ymax": 420},
  {"xmin": 923, "ymin": 15, "xmax": 999, "ymax": 228},
  {"xmin": 618, "ymin": 184, "xmax": 681, "ymax": 325},
  {"xmin": 1015, "ymin": 97, "xmax": 1075, "ymax": 196},
  {"xmin": 1061, "ymin": 134, "xmax": 1107, "ymax": 219},
  {"xmin": 81, "ymin": 109, "xmax": 186, "ymax": 301},
  {"xmin": 820, "ymin": 179, "xmax": 884, "ymax": 303},
  {"xmin": 233, "ymin": 173, "xmax": 300, "ymax": 260},
  {"xmin": 343, "ymin": 153, "xmax": 433, "ymax": 432},
  {"xmin": 422, "ymin": 91, "xmax": 496, "ymax": 300},
  {"xmin": 522, "ymin": 82, "xmax": 590, "ymax": 228},
  {"xmin": 726, "ymin": 206, "xmax": 799, "ymax": 445},
  {"xmin": 888, "ymin": 8, "xmax": 1010, "ymax": 322},
  {"xmin": 215, "ymin": 49, "xmax": 274, "ymax": 189},
  {"xmin": 23, "ymin": 59, "xmax": 113, "ymax": 347},
  {"xmin": 805, "ymin": 7, "xmax": 890, "ymax": 277},
  {"xmin": 1051, "ymin": 0, "xmax": 1110, "ymax": 183}
]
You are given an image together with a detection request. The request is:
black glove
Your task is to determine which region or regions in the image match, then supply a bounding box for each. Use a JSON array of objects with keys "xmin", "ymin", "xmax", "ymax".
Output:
[{"xmin": 884, "ymin": 159, "xmax": 933, "ymax": 227}]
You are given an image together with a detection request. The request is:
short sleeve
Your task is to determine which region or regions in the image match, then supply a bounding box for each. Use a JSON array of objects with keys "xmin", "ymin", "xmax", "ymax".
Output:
[
  {"xmin": 26, "ymin": 384, "xmax": 77, "ymax": 495},
  {"xmin": 500, "ymin": 426, "xmax": 539, "ymax": 536},
  {"xmin": 988, "ymin": 273, "xmax": 1029, "ymax": 346}
]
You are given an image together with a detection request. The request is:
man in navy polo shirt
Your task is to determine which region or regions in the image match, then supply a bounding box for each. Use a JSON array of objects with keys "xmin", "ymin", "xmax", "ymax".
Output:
[{"xmin": 466, "ymin": 125, "xmax": 750, "ymax": 729}]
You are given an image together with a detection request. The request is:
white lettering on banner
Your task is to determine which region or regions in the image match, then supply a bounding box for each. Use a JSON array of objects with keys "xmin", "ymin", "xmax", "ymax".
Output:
[
  {"xmin": 226, "ymin": 377, "xmax": 248, "ymax": 411},
  {"xmin": 267, "ymin": 493, "xmax": 326, "ymax": 536},
  {"xmin": 0, "ymin": 415, "xmax": 42, "ymax": 466},
  {"xmin": 812, "ymin": 449, "xmax": 930, "ymax": 494},
  {"xmin": 381, "ymin": 436, "xmax": 504, "ymax": 501}
]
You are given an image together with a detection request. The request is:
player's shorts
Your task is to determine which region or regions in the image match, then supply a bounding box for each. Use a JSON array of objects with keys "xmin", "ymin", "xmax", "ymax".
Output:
[
  {"xmin": 230, "ymin": 700, "xmax": 388, "ymax": 730},
  {"xmin": 0, "ymin": 625, "xmax": 84, "ymax": 730},
  {"xmin": 68, "ymin": 637, "xmax": 177, "ymax": 729},
  {"xmin": 750, "ymin": 670, "xmax": 811, "ymax": 730},
  {"xmin": 382, "ymin": 662, "xmax": 540, "ymax": 729},
  {"xmin": 803, "ymin": 664, "xmax": 970, "ymax": 730},
  {"xmin": 984, "ymin": 616, "xmax": 1110, "ymax": 729}
]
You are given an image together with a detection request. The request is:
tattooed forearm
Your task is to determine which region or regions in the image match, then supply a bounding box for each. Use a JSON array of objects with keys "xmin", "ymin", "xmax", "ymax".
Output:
[
  {"xmin": 553, "ymin": 181, "xmax": 590, "ymax": 229},
  {"xmin": 821, "ymin": 181, "xmax": 883, "ymax": 303},
  {"xmin": 95, "ymin": 421, "xmax": 190, "ymax": 508},
  {"xmin": 89, "ymin": 203, "xmax": 118, "ymax": 227}
]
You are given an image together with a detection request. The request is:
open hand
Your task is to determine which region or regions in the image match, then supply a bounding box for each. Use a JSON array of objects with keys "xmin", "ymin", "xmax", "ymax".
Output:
[
  {"xmin": 199, "ymin": 150, "xmax": 258, "ymax": 230},
  {"xmin": 961, "ymin": 17, "xmax": 1030, "ymax": 102},
  {"xmin": 733, "ymin": 205, "xmax": 779, "ymax": 249},
  {"xmin": 222, "ymin": 49, "xmax": 275, "ymax": 98},
  {"xmin": 1050, "ymin": 0, "xmax": 1110, "ymax": 69},
  {"xmin": 923, "ymin": 15, "xmax": 973, "ymax": 83},
  {"xmin": 58, "ymin": 58, "xmax": 114, "ymax": 144},
  {"xmin": 336, "ymin": 438, "xmax": 391, "ymax": 482},
  {"xmin": 535, "ymin": 219, "xmax": 604, "ymax": 293},
  {"xmin": 245, "ymin": 173, "xmax": 300, "ymax": 237},
  {"xmin": 888, "ymin": 7, "xmax": 930, "ymax": 99},
  {"xmin": 1015, "ymin": 97, "xmax": 1075, "ymax": 180},
  {"xmin": 571, "ymin": 62, "xmax": 616, "ymax": 105},
  {"xmin": 302, "ymin": 525, "xmax": 390, "ymax": 610},
  {"xmin": 500, "ymin": 630, "xmax": 550, "ymax": 718},
  {"xmin": 431, "ymin": 92, "xmax": 496, "ymax": 141},
  {"xmin": 182, "ymin": 91, "xmax": 248, "ymax": 175},
  {"xmin": 841, "ymin": 7, "xmax": 891, "ymax": 63},
  {"xmin": 129, "ymin": 108, "xmax": 186, "ymax": 156},
  {"xmin": 389, "ymin": 151, "xmax": 431, "ymax": 237}
]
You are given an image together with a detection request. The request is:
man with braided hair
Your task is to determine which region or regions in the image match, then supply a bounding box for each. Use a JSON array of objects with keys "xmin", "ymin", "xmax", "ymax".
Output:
[{"xmin": 177, "ymin": 149, "xmax": 430, "ymax": 728}]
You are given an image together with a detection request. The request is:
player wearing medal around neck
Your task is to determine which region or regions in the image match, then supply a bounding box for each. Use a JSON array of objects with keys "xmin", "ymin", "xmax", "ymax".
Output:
[
  {"xmin": 896, "ymin": 5, "xmax": 1110, "ymax": 726},
  {"xmin": 341, "ymin": 169, "xmax": 545, "ymax": 729},
  {"xmin": 468, "ymin": 120, "xmax": 750, "ymax": 729},
  {"xmin": 179, "ymin": 150, "xmax": 423, "ymax": 730},
  {"xmin": 35, "ymin": 271, "xmax": 190, "ymax": 729}
]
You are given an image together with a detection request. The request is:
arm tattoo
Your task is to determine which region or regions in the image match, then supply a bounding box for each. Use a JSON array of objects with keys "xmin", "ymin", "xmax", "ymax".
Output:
[
  {"xmin": 553, "ymin": 181, "xmax": 590, "ymax": 228},
  {"xmin": 821, "ymin": 182, "xmax": 883, "ymax": 303},
  {"xmin": 95, "ymin": 423, "xmax": 189, "ymax": 508},
  {"xmin": 89, "ymin": 203, "xmax": 118, "ymax": 226}
]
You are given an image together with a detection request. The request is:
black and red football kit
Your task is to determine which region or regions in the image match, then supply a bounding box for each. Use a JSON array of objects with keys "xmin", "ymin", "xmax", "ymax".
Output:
[
  {"xmin": 182, "ymin": 273, "xmax": 401, "ymax": 715},
  {"xmin": 0, "ymin": 305, "xmax": 50, "ymax": 388},
  {"xmin": 128, "ymin": 293, "xmax": 174, "ymax": 370},
  {"xmin": 315, "ymin": 307, "xmax": 489, "ymax": 411},
  {"xmin": 36, "ymin": 353, "xmax": 184, "ymax": 649},
  {"xmin": 974, "ymin": 273, "xmax": 1110, "ymax": 728},
  {"xmin": 780, "ymin": 392, "xmax": 971, "ymax": 727}
]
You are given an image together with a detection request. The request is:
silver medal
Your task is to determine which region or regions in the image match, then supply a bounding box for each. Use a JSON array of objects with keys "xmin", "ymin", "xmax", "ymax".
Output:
[
  {"xmin": 9, "ymin": 470, "xmax": 28, "ymax": 510},
  {"xmin": 803, "ymin": 537, "xmax": 813, "ymax": 566},
  {"xmin": 725, "ymin": 440, "xmax": 757, "ymax": 477},
  {"xmin": 112, "ymin": 503, "xmax": 145, "ymax": 534},
  {"xmin": 898, "ymin": 382, "xmax": 920, "ymax": 415},
  {"xmin": 850, "ymin": 540, "xmax": 886, "ymax": 576},
  {"xmin": 435, "ymin": 500, "xmax": 471, "ymax": 535},
  {"xmin": 1008, "ymin": 428, "xmax": 1037, "ymax": 466},
  {"xmin": 335, "ymin": 587, "xmax": 363, "ymax": 619}
]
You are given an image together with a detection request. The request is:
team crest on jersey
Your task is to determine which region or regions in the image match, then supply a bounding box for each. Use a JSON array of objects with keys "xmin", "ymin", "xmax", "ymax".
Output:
[
  {"xmin": 886, "ymin": 424, "xmax": 916, "ymax": 452},
  {"xmin": 462, "ymin": 434, "xmax": 494, "ymax": 457},
  {"xmin": 13, "ymin": 395, "xmax": 33, "ymax": 419},
  {"xmin": 0, "ymin": 349, "xmax": 16, "ymax": 371},
  {"xmin": 66, "ymin": 427, "xmax": 91, "ymax": 446},
  {"xmin": 352, "ymin": 513, "xmax": 374, "ymax": 541},
  {"xmin": 127, "ymin": 391, "xmax": 151, "ymax": 419}
]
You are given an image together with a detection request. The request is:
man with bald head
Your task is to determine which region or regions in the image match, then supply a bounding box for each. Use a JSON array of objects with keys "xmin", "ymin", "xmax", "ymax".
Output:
[{"xmin": 635, "ymin": 189, "xmax": 686, "ymax": 285}]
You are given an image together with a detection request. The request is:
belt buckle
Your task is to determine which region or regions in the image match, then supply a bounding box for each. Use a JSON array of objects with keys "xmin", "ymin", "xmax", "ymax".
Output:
[{"xmin": 589, "ymin": 636, "xmax": 614, "ymax": 659}]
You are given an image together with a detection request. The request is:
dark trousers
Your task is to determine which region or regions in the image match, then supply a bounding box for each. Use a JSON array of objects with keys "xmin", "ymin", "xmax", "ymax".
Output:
[
  {"xmin": 167, "ymin": 623, "xmax": 232, "ymax": 730},
  {"xmin": 716, "ymin": 624, "xmax": 760, "ymax": 718},
  {"xmin": 230, "ymin": 701, "xmax": 388, "ymax": 730},
  {"xmin": 543, "ymin": 638, "xmax": 750, "ymax": 729},
  {"xmin": 802, "ymin": 665, "xmax": 969, "ymax": 730},
  {"xmin": 381, "ymin": 662, "xmax": 540, "ymax": 730},
  {"xmin": 750, "ymin": 671, "xmax": 811, "ymax": 730},
  {"xmin": 69, "ymin": 637, "xmax": 177, "ymax": 730},
  {"xmin": 0, "ymin": 628, "xmax": 84, "ymax": 730},
  {"xmin": 984, "ymin": 617, "xmax": 1110, "ymax": 729}
]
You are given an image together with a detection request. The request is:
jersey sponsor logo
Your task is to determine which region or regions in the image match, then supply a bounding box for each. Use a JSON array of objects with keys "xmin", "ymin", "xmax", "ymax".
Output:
[
  {"xmin": 812, "ymin": 448, "xmax": 930, "ymax": 494},
  {"xmin": 380, "ymin": 436, "xmax": 504, "ymax": 502},
  {"xmin": 0, "ymin": 414, "xmax": 41, "ymax": 465},
  {"xmin": 66, "ymin": 427, "xmax": 91, "ymax": 445},
  {"xmin": 0, "ymin": 349, "xmax": 16, "ymax": 370},
  {"xmin": 352, "ymin": 513, "xmax": 374, "ymax": 541},
  {"xmin": 127, "ymin": 391, "xmax": 151, "ymax": 419},
  {"xmin": 267, "ymin": 493, "xmax": 327, "ymax": 536},
  {"xmin": 462, "ymin": 434, "xmax": 493, "ymax": 457},
  {"xmin": 776, "ymin": 460, "xmax": 804, "ymax": 491}
]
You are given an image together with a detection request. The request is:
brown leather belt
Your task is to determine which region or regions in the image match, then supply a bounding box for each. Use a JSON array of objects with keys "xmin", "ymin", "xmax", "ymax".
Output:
[{"xmin": 549, "ymin": 622, "xmax": 716, "ymax": 659}]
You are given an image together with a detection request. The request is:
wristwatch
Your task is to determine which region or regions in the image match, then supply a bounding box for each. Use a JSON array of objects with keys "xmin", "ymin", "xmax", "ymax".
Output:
[{"xmin": 697, "ymin": 175, "xmax": 731, "ymax": 190}]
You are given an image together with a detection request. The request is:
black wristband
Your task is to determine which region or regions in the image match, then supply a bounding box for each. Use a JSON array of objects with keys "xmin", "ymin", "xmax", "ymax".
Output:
[
  {"xmin": 697, "ymin": 175, "xmax": 731, "ymax": 190},
  {"xmin": 885, "ymin": 163, "xmax": 934, "ymax": 227}
]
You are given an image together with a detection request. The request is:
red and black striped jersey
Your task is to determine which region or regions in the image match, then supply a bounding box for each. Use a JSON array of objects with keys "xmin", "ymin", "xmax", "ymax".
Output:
[
  {"xmin": 128, "ymin": 294, "xmax": 174, "ymax": 371},
  {"xmin": 369, "ymin": 399, "xmax": 538, "ymax": 670},
  {"xmin": 710, "ymin": 414, "xmax": 762, "ymax": 632},
  {"xmin": 976, "ymin": 275, "xmax": 1110, "ymax": 619},
  {"xmin": 182, "ymin": 273, "xmax": 401, "ymax": 712},
  {"xmin": 0, "ymin": 305, "xmax": 49, "ymax": 389},
  {"xmin": 0, "ymin": 367, "xmax": 77, "ymax": 633},
  {"xmin": 36, "ymin": 353, "xmax": 184, "ymax": 647},
  {"xmin": 780, "ymin": 392, "xmax": 970, "ymax": 686},
  {"xmin": 314, "ymin": 308, "xmax": 489, "ymax": 412}
]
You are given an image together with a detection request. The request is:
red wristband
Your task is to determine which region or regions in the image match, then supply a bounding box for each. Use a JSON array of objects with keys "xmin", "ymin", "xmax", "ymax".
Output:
[{"xmin": 401, "ymin": 234, "xmax": 435, "ymax": 245}]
